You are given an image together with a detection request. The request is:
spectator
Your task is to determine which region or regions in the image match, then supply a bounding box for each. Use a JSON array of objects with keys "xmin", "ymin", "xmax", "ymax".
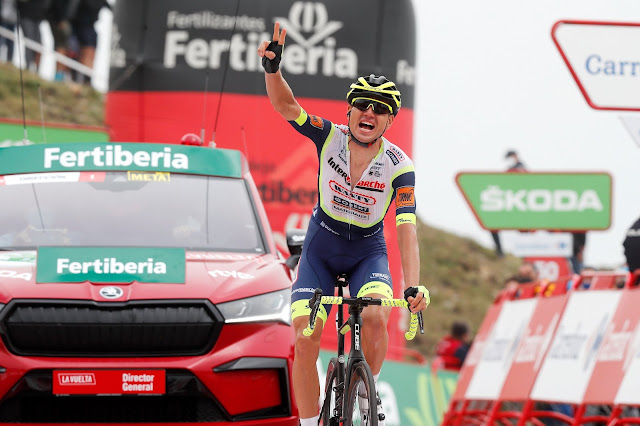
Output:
[
  {"xmin": 0, "ymin": 0, "xmax": 16, "ymax": 63},
  {"xmin": 16, "ymin": 0, "xmax": 49, "ymax": 71},
  {"xmin": 69, "ymin": 0, "xmax": 109, "ymax": 84},
  {"xmin": 623, "ymin": 215, "xmax": 640, "ymax": 276},
  {"xmin": 623, "ymin": 216, "xmax": 640, "ymax": 272},
  {"xmin": 570, "ymin": 232, "xmax": 586, "ymax": 274},
  {"xmin": 515, "ymin": 260, "xmax": 539, "ymax": 284},
  {"xmin": 47, "ymin": 0, "xmax": 78, "ymax": 81},
  {"xmin": 503, "ymin": 275, "xmax": 520, "ymax": 292},
  {"xmin": 435, "ymin": 321, "xmax": 471, "ymax": 371},
  {"xmin": 505, "ymin": 149, "xmax": 526, "ymax": 171},
  {"xmin": 491, "ymin": 149, "xmax": 527, "ymax": 256}
]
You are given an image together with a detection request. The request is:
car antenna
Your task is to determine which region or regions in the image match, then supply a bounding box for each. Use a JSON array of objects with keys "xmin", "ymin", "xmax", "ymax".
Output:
[
  {"xmin": 200, "ymin": 70, "xmax": 210, "ymax": 144},
  {"xmin": 15, "ymin": 6, "xmax": 30, "ymax": 144},
  {"xmin": 209, "ymin": 0, "xmax": 242, "ymax": 149},
  {"xmin": 38, "ymin": 85, "xmax": 47, "ymax": 143}
]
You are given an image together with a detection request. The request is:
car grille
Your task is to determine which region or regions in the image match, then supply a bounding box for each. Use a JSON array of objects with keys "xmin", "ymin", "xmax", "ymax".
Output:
[{"xmin": 0, "ymin": 300, "xmax": 223, "ymax": 357}]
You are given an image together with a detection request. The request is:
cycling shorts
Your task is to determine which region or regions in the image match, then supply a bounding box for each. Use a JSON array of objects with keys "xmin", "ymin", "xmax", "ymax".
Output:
[{"xmin": 290, "ymin": 219, "xmax": 394, "ymax": 324}]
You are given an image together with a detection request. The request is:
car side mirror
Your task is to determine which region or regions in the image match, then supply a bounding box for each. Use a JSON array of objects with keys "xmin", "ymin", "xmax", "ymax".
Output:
[{"xmin": 284, "ymin": 229, "xmax": 306, "ymax": 270}]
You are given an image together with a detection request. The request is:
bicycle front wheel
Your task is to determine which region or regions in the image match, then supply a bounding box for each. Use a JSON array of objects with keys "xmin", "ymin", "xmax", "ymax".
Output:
[
  {"xmin": 321, "ymin": 357, "xmax": 340, "ymax": 426},
  {"xmin": 344, "ymin": 361, "xmax": 378, "ymax": 426}
]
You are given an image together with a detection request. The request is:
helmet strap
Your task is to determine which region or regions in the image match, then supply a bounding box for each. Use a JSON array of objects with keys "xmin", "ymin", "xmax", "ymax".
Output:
[
  {"xmin": 347, "ymin": 111, "xmax": 388, "ymax": 148},
  {"xmin": 348, "ymin": 130, "xmax": 381, "ymax": 148}
]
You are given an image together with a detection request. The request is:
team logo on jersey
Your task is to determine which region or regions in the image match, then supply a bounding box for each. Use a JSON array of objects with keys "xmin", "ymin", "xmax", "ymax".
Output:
[
  {"xmin": 386, "ymin": 149, "xmax": 400, "ymax": 165},
  {"xmin": 330, "ymin": 180, "xmax": 375, "ymax": 205},
  {"xmin": 338, "ymin": 147, "xmax": 347, "ymax": 163},
  {"xmin": 327, "ymin": 156, "xmax": 349, "ymax": 183},
  {"xmin": 332, "ymin": 196, "xmax": 370, "ymax": 217},
  {"xmin": 368, "ymin": 164, "xmax": 383, "ymax": 177},
  {"xmin": 396, "ymin": 186, "xmax": 415, "ymax": 208},
  {"xmin": 389, "ymin": 146, "xmax": 405, "ymax": 161},
  {"xmin": 310, "ymin": 115, "xmax": 324, "ymax": 129},
  {"xmin": 355, "ymin": 180, "xmax": 386, "ymax": 193}
]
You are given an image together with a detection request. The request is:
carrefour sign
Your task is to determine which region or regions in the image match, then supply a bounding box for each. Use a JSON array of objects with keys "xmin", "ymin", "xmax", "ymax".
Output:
[
  {"xmin": 552, "ymin": 20, "xmax": 640, "ymax": 111},
  {"xmin": 456, "ymin": 172, "xmax": 612, "ymax": 231}
]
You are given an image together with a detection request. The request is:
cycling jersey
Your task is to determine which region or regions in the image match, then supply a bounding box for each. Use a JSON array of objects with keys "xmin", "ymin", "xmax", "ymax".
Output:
[
  {"xmin": 289, "ymin": 109, "xmax": 417, "ymax": 321},
  {"xmin": 289, "ymin": 109, "xmax": 416, "ymax": 240}
]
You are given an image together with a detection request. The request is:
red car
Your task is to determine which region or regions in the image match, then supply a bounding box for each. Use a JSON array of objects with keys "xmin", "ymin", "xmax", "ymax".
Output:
[{"xmin": 0, "ymin": 142, "xmax": 300, "ymax": 425}]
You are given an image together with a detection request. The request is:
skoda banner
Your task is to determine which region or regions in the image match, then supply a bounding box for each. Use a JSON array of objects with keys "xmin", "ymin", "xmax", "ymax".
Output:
[
  {"xmin": 456, "ymin": 172, "xmax": 612, "ymax": 231},
  {"xmin": 106, "ymin": 0, "xmax": 416, "ymax": 355}
]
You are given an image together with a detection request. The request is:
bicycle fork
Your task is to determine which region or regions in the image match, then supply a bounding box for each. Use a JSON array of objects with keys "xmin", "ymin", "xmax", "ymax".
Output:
[{"xmin": 338, "ymin": 303, "xmax": 368, "ymax": 424}]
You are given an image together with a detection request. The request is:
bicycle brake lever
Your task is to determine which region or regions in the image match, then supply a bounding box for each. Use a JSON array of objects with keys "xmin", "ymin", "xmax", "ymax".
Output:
[
  {"xmin": 310, "ymin": 288, "xmax": 323, "ymax": 304},
  {"xmin": 307, "ymin": 288, "xmax": 324, "ymax": 330},
  {"xmin": 418, "ymin": 311, "xmax": 424, "ymax": 334}
]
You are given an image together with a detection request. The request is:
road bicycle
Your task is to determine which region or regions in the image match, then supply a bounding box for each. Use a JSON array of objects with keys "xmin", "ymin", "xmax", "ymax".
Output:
[{"xmin": 304, "ymin": 274, "xmax": 426, "ymax": 426}]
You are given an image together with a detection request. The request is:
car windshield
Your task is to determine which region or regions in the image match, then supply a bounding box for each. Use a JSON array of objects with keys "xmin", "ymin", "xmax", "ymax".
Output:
[{"xmin": 0, "ymin": 171, "xmax": 265, "ymax": 253}]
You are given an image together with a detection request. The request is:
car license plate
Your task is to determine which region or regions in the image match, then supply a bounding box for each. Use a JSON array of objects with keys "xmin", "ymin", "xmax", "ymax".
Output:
[{"xmin": 52, "ymin": 369, "xmax": 166, "ymax": 395}]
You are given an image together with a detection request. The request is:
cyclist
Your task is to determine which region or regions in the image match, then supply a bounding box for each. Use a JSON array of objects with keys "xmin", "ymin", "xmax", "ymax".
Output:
[{"xmin": 258, "ymin": 23, "xmax": 429, "ymax": 426}]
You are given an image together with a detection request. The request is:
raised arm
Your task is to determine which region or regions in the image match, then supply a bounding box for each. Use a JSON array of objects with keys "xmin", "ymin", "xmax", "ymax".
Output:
[
  {"xmin": 257, "ymin": 22, "xmax": 302, "ymax": 121},
  {"xmin": 397, "ymin": 222, "xmax": 425, "ymax": 311}
]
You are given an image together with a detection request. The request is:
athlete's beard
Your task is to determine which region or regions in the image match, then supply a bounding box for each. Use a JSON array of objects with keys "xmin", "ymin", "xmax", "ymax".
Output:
[{"xmin": 347, "ymin": 112, "xmax": 388, "ymax": 148}]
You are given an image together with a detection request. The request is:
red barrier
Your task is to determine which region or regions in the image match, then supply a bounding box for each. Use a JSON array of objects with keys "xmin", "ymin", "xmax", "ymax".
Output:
[
  {"xmin": 443, "ymin": 281, "xmax": 547, "ymax": 425},
  {"xmin": 443, "ymin": 271, "xmax": 640, "ymax": 425},
  {"xmin": 520, "ymin": 273, "xmax": 633, "ymax": 425},
  {"xmin": 442, "ymin": 290, "xmax": 507, "ymax": 425},
  {"xmin": 488, "ymin": 279, "xmax": 574, "ymax": 425},
  {"xmin": 604, "ymin": 269, "xmax": 640, "ymax": 425}
]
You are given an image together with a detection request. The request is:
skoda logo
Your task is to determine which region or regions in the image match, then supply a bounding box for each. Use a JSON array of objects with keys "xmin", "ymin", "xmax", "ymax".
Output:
[{"xmin": 99, "ymin": 286, "xmax": 124, "ymax": 299}]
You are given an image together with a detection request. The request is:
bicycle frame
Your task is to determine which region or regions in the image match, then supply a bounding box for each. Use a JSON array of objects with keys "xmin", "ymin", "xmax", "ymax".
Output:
[
  {"xmin": 306, "ymin": 275, "xmax": 425, "ymax": 425},
  {"xmin": 329, "ymin": 275, "xmax": 348, "ymax": 422},
  {"xmin": 326, "ymin": 274, "xmax": 375, "ymax": 424}
]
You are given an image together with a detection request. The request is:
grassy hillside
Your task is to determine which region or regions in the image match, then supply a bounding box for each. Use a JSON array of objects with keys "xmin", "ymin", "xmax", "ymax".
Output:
[
  {"xmin": 0, "ymin": 63, "xmax": 104, "ymax": 126},
  {"xmin": 0, "ymin": 64, "xmax": 522, "ymax": 359}
]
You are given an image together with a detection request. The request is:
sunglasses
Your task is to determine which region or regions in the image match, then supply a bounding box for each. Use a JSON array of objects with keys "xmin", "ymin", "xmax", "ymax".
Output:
[{"xmin": 351, "ymin": 98, "xmax": 393, "ymax": 115}]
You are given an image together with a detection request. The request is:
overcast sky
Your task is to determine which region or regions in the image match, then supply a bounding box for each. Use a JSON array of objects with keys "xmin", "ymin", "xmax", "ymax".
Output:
[{"xmin": 411, "ymin": 0, "xmax": 640, "ymax": 268}]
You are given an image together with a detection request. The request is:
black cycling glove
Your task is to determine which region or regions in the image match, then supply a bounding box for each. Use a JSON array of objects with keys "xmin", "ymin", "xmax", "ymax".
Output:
[
  {"xmin": 262, "ymin": 41, "xmax": 283, "ymax": 74},
  {"xmin": 404, "ymin": 286, "xmax": 430, "ymax": 308}
]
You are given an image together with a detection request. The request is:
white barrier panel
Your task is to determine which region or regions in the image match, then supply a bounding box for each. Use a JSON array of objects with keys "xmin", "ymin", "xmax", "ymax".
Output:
[
  {"xmin": 530, "ymin": 290, "xmax": 622, "ymax": 403},
  {"xmin": 583, "ymin": 287, "xmax": 640, "ymax": 405},
  {"xmin": 614, "ymin": 321, "xmax": 640, "ymax": 405},
  {"xmin": 452, "ymin": 300, "xmax": 504, "ymax": 401},
  {"xmin": 500, "ymin": 294, "xmax": 568, "ymax": 401},
  {"xmin": 465, "ymin": 298, "xmax": 537, "ymax": 400}
]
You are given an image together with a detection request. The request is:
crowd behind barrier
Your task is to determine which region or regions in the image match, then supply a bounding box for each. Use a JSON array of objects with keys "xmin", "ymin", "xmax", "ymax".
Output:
[
  {"xmin": 442, "ymin": 268, "xmax": 640, "ymax": 426},
  {"xmin": 0, "ymin": 0, "xmax": 111, "ymax": 91}
]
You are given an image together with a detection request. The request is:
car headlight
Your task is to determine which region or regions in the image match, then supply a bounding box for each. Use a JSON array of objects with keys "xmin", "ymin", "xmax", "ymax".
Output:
[{"xmin": 217, "ymin": 289, "xmax": 291, "ymax": 325}]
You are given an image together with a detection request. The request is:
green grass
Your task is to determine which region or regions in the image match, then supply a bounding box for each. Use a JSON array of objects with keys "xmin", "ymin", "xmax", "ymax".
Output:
[
  {"xmin": 0, "ymin": 63, "xmax": 520, "ymax": 359},
  {"xmin": 0, "ymin": 63, "xmax": 104, "ymax": 126}
]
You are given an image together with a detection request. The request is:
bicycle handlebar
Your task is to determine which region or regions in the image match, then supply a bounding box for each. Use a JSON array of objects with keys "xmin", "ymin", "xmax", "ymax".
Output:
[{"xmin": 303, "ymin": 294, "xmax": 425, "ymax": 340}]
